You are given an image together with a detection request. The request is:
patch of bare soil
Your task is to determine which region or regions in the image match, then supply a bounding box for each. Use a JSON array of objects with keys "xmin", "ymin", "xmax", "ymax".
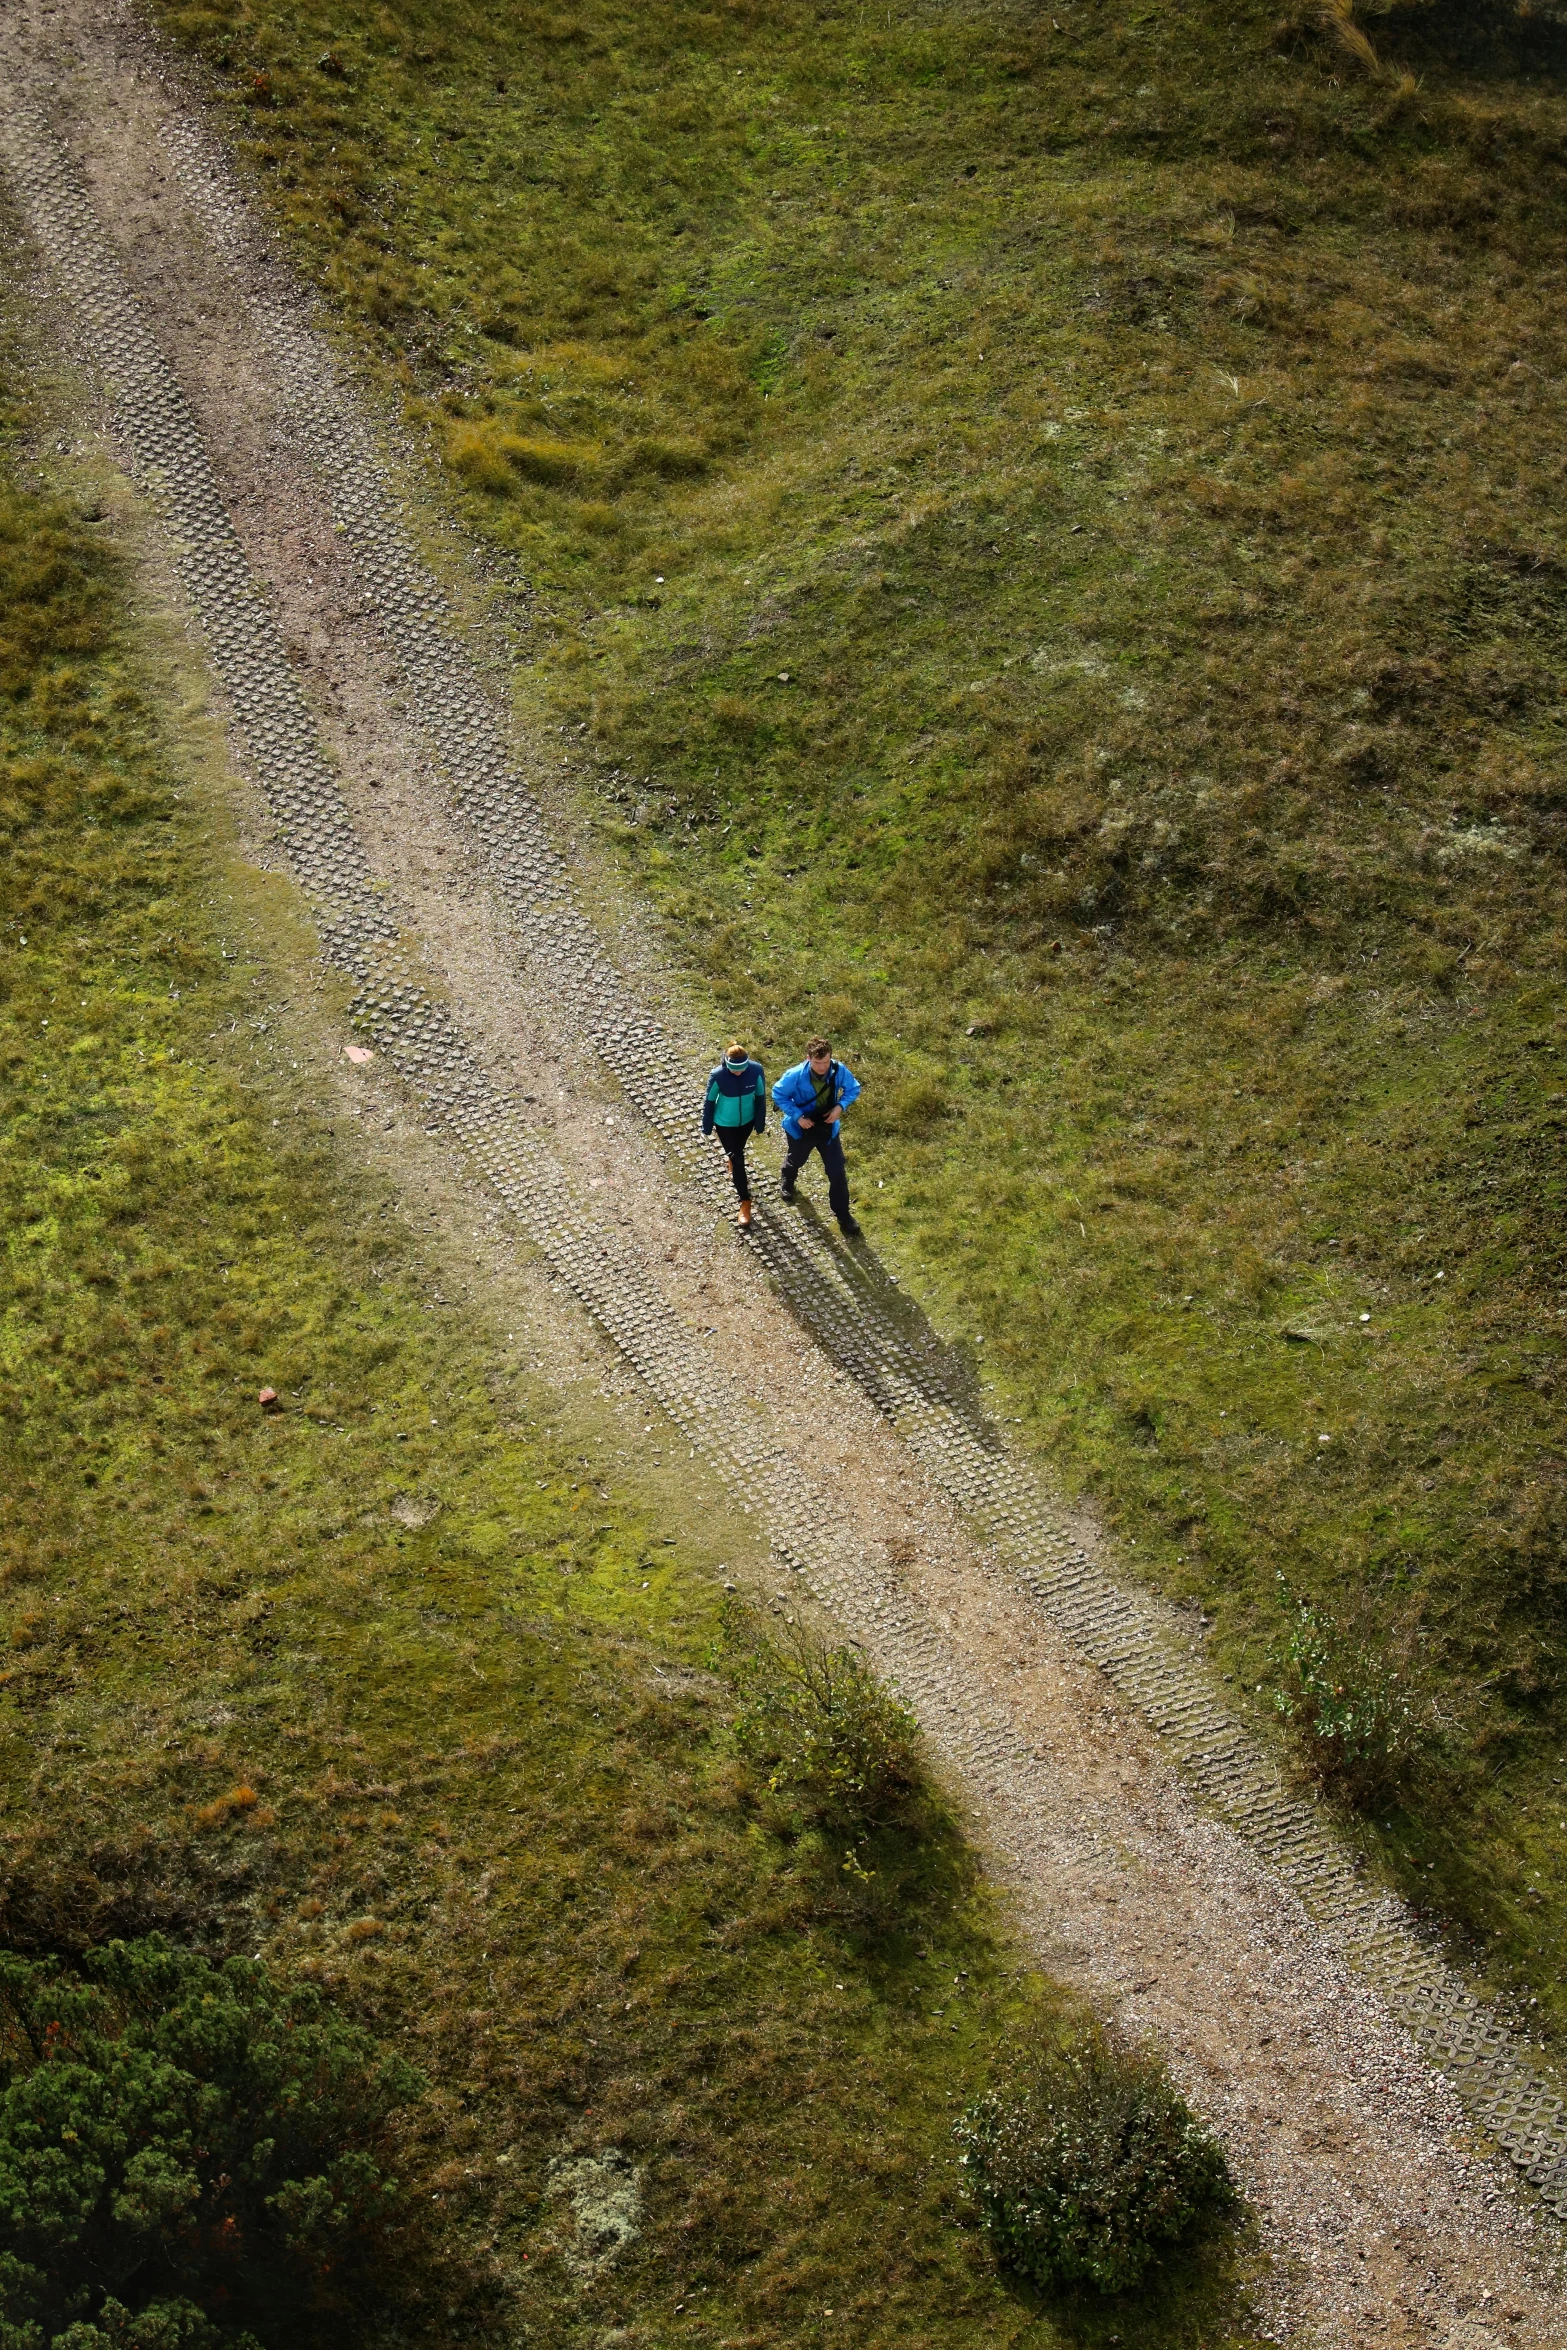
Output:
[{"xmin": 1, "ymin": 4, "xmax": 1564, "ymax": 2340}]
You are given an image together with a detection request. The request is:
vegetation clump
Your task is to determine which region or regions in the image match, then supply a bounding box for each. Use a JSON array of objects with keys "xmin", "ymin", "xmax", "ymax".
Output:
[
  {"xmin": 1269, "ymin": 1580, "xmax": 1412, "ymax": 1808},
  {"xmin": 956, "ymin": 2031, "xmax": 1234, "ymax": 2296},
  {"xmin": 733, "ymin": 1631, "xmax": 924, "ymax": 1837},
  {"xmin": 0, "ymin": 1937, "xmax": 423, "ymax": 2350}
]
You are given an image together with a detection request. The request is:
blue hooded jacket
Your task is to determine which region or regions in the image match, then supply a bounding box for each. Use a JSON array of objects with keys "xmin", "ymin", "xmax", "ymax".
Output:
[{"xmin": 771, "ymin": 1056, "xmax": 861, "ymax": 1140}]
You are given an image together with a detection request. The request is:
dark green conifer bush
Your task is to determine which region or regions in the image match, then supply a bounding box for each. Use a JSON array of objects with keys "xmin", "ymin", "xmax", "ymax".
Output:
[
  {"xmin": 955, "ymin": 2031, "xmax": 1233, "ymax": 2296},
  {"xmin": 0, "ymin": 1938, "xmax": 423, "ymax": 2350}
]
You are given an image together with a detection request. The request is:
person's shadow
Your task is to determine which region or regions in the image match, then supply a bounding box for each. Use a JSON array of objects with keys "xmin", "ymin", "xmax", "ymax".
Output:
[{"xmin": 739, "ymin": 1180, "xmax": 999, "ymax": 1455}]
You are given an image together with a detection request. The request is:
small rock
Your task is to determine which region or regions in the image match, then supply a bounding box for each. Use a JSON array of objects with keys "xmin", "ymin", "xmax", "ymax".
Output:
[
  {"xmin": 344, "ymin": 1044, "xmax": 374, "ymax": 1065},
  {"xmin": 258, "ymin": 1387, "xmax": 281, "ymax": 1410}
]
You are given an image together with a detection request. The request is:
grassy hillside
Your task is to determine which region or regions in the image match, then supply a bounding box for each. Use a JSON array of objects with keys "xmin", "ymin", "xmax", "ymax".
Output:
[
  {"xmin": 146, "ymin": 0, "xmax": 1567, "ymax": 2033},
  {"xmin": 0, "ymin": 364, "xmax": 1260, "ymax": 2341}
]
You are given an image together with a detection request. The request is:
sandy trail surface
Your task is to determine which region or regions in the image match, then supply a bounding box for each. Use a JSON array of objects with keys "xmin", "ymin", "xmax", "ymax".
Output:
[{"xmin": 3, "ymin": 5, "xmax": 1565, "ymax": 2341}]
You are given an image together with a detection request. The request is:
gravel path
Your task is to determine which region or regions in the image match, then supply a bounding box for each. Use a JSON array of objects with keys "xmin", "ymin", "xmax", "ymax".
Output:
[{"xmin": 3, "ymin": 6, "xmax": 1565, "ymax": 2340}]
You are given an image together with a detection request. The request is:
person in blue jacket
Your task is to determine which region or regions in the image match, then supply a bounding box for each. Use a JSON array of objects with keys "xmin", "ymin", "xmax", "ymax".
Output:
[
  {"xmin": 772, "ymin": 1034, "xmax": 862, "ymax": 1237},
  {"xmin": 702, "ymin": 1039, "xmax": 767, "ymax": 1229}
]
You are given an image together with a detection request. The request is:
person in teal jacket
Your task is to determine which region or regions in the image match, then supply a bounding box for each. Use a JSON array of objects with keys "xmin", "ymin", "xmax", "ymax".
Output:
[
  {"xmin": 703, "ymin": 1039, "xmax": 767, "ymax": 1229},
  {"xmin": 772, "ymin": 1034, "xmax": 862, "ymax": 1236}
]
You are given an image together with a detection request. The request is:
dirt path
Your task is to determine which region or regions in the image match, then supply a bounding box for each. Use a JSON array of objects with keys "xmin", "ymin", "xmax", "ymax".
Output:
[{"xmin": 4, "ymin": 5, "xmax": 1566, "ymax": 2340}]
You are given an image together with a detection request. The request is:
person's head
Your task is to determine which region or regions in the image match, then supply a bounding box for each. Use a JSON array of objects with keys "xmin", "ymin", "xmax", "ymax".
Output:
[
  {"xmin": 725, "ymin": 1038, "xmax": 749, "ymax": 1066},
  {"xmin": 806, "ymin": 1034, "xmax": 832, "ymax": 1070}
]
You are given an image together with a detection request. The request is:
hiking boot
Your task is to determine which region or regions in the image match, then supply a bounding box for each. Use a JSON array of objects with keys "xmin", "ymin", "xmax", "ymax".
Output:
[
  {"xmin": 779, "ymin": 1182, "xmax": 797, "ymax": 1204},
  {"xmin": 737, "ymin": 1199, "xmax": 753, "ymax": 1230},
  {"xmin": 837, "ymin": 1216, "xmax": 863, "ymax": 1239}
]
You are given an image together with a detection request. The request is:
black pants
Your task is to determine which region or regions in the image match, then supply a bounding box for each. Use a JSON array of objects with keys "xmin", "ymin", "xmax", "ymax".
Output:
[
  {"xmin": 781, "ymin": 1121, "xmax": 851, "ymax": 1223},
  {"xmin": 717, "ymin": 1121, "xmax": 756, "ymax": 1202}
]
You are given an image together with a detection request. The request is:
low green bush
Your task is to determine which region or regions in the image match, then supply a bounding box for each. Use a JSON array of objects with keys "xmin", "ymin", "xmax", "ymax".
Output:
[
  {"xmin": 0, "ymin": 1937, "xmax": 424, "ymax": 2350},
  {"xmin": 873, "ymin": 1076, "xmax": 952, "ymax": 1136},
  {"xmin": 955, "ymin": 2030, "xmax": 1233, "ymax": 2296},
  {"xmin": 1269, "ymin": 1579, "xmax": 1412, "ymax": 1809},
  {"xmin": 733, "ymin": 1632, "xmax": 923, "ymax": 1838}
]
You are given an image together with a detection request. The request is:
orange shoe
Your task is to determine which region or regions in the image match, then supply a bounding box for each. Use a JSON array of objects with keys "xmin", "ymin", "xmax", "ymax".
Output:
[{"xmin": 737, "ymin": 1199, "xmax": 753, "ymax": 1231}]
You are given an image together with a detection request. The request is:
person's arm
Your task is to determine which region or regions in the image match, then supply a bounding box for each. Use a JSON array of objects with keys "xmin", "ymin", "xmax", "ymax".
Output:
[
  {"xmin": 752, "ymin": 1069, "xmax": 766, "ymax": 1132},
  {"xmin": 787, "ymin": 1071, "xmax": 818, "ymax": 1126},
  {"xmin": 702, "ymin": 1074, "xmax": 718, "ymax": 1136},
  {"xmin": 831, "ymin": 1062, "xmax": 861, "ymax": 1121}
]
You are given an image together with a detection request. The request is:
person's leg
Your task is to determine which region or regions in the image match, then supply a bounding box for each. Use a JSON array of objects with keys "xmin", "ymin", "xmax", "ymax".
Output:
[
  {"xmin": 779, "ymin": 1125, "xmax": 812, "ymax": 1199},
  {"xmin": 721, "ymin": 1126, "xmax": 751, "ymax": 1201},
  {"xmin": 819, "ymin": 1128, "xmax": 854, "ymax": 1227}
]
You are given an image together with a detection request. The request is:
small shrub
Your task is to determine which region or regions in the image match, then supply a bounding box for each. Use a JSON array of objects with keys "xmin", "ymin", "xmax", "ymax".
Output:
[
  {"xmin": 445, "ymin": 424, "xmax": 601, "ymax": 496},
  {"xmin": 710, "ymin": 693, "xmax": 761, "ymax": 739},
  {"xmin": 445, "ymin": 422, "xmax": 516, "ymax": 498},
  {"xmin": 626, "ymin": 436, "xmax": 709, "ymax": 479},
  {"xmin": 876, "ymin": 1075, "xmax": 950, "ymax": 1133},
  {"xmin": 0, "ymin": 1936, "xmax": 425, "ymax": 2348},
  {"xmin": 498, "ymin": 432, "xmax": 601, "ymax": 488},
  {"xmin": 733, "ymin": 1632, "xmax": 923, "ymax": 1837},
  {"xmin": 1269, "ymin": 1578, "xmax": 1411, "ymax": 1807},
  {"xmin": 956, "ymin": 2029, "xmax": 1233, "ymax": 2295}
]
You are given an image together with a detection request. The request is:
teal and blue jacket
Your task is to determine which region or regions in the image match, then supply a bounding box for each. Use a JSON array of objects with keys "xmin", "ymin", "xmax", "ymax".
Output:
[
  {"xmin": 703, "ymin": 1056, "xmax": 767, "ymax": 1135},
  {"xmin": 771, "ymin": 1056, "xmax": 861, "ymax": 1140}
]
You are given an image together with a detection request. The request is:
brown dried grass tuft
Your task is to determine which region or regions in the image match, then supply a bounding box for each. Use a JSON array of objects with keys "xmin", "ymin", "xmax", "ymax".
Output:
[{"xmin": 1315, "ymin": 0, "xmax": 1392, "ymax": 77}]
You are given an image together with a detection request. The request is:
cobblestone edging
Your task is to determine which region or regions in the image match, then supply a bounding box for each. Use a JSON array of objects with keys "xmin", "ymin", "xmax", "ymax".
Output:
[{"xmin": 6, "ymin": 92, "xmax": 1565, "ymax": 2225}]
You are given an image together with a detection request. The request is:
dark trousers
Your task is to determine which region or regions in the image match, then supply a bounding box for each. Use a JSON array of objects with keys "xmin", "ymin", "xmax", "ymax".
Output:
[
  {"xmin": 717, "ymin": 1121, "xmax": 756, "ymax": 1202},
  {"xmin": 781, "ymin": 1121, "xmax": 851, "ymax": 1223}
]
